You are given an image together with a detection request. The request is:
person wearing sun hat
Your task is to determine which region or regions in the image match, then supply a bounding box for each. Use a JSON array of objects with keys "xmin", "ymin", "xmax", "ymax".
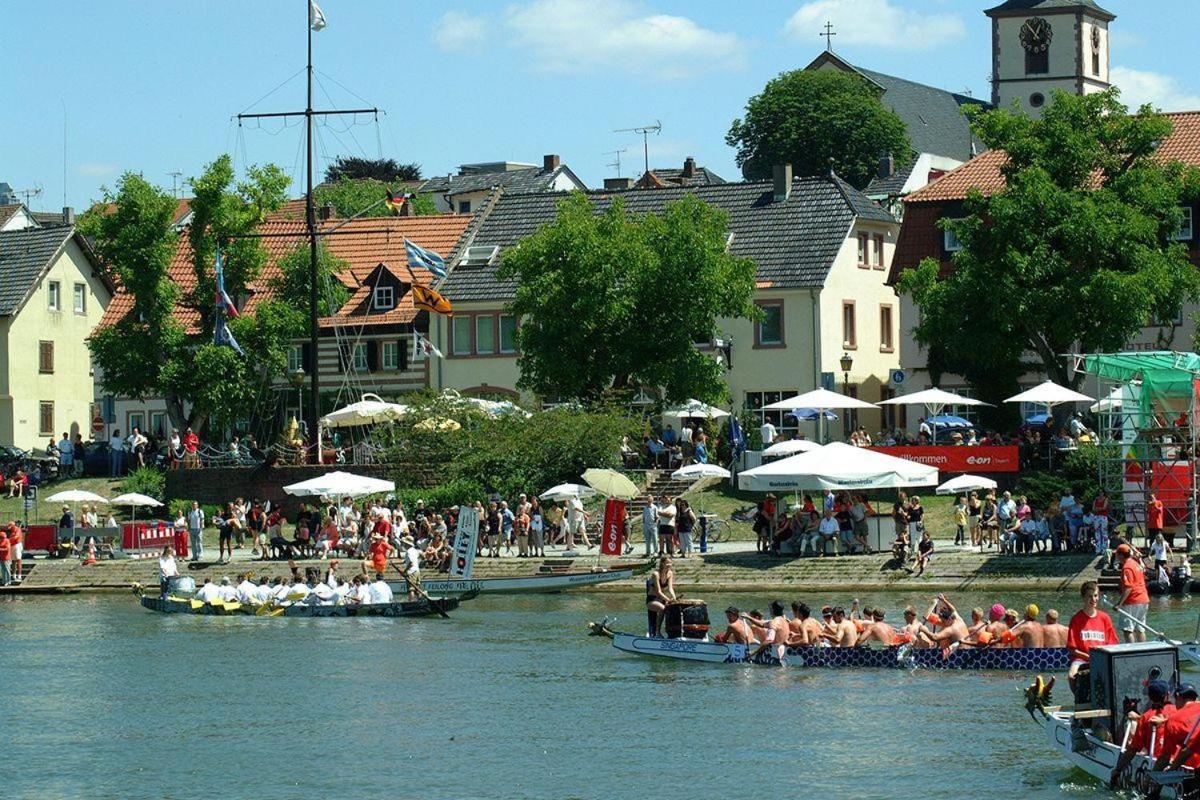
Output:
[{"xmin": 399, "ymin": 535, "xmax": 422, "ymax": 600}]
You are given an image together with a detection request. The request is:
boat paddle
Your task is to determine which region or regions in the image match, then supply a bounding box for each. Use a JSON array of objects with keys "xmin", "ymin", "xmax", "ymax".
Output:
[{"xmin": 391, "ymin": 562, "xmax": 450, "ymax": 619}]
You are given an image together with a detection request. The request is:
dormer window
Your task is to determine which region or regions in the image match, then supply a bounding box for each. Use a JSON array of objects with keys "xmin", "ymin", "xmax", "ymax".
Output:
[
  {"xmin": 373, "ymin": 286, "xmax": 394, "ymax": 310},
  {"xmin": 459, "ymin": 245, "xmax": 499, "ymax": 267}
]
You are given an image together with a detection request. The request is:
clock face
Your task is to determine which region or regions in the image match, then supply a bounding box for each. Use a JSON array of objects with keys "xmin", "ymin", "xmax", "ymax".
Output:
[{"xmin": 1019, "ymin": 17, "xmax": 1053, "ymax": 53}]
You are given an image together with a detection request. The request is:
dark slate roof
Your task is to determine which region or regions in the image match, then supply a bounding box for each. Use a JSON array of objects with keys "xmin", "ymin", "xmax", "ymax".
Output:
[
  {"xmin": 0, "ymin": 226, "xmax": 74, "ymax": 315},
  {"xmin": 421, "ymin": 165, "xmax": 583, "ymax": 197},
  {"xmin": 985, "ymin": 0, "xmax": 1115, "ymax": 19},
  {"xmin": 864, "ymin": 159, "xmax": 917, "ymax": 199},
  {"xmin": 647, "ymin": 167, "xmax": 726, "ymax": 187},
  {"xmin": 29, "ymin": 210, "xmax": 70, "ymax": 227},
  {"xmin": 856, "ymin": 66, "xmax": 988, "ymax": 163},
  {"xmin": 443, "ymin": 176, "xmax": 896, "ymax": 303}
]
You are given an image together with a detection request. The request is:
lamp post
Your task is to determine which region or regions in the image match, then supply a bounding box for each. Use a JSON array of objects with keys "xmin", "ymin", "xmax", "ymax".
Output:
[
  {"xmin": 288, "ymin": 367, "xmax": 306, "ymax": 431},
  {"xmin": 840, "ymin": 352, "xmax": 854, "ymax": 439}
]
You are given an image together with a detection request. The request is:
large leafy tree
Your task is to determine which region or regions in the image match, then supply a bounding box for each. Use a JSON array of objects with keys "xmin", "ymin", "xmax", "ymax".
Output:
[
  {"xmin": 86, "ymin": 157, "xmax": 317, "ymax": 434},
  {"xmin": 324, "ymin": 156, "xmax": 421, "ymax": 183},
  {"xmin": 898, "ymin": 89, "xmax": 1200, "ymax": 404},
  {"xmin": 314, "ymin": 178, "xmax": 437, "ymax": 218},
  {"xmin": 497, "ymin": 192, "xmax": 758, "ymax": 404},
  {"xmin": 726, "ymin": 69, "xmax": 912, "ymax": 188}
]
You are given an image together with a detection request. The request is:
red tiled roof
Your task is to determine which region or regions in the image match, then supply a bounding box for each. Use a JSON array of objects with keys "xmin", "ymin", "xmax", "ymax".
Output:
[
  {"xmin": 98, "ymin": 214, "xmax": 471, "ymax": 332},
  {"xmin": 905, "ymin": 111, "xmax": 1200, "ymax": 203},
  {"xmin": 0, "ymin": 204, "xmax": 22, "ymax": 229}
]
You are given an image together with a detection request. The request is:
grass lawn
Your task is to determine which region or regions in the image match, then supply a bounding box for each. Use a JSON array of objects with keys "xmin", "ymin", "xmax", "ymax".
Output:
[{"xmin": 1, "ymin": 476, "xmax": 131, "ymax": 526}]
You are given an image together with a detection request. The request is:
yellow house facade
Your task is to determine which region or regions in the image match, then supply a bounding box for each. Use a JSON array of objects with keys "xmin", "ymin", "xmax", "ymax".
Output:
[{"xmin": 0, "ymin": 226, "xmax": 111, "ymax": 448}]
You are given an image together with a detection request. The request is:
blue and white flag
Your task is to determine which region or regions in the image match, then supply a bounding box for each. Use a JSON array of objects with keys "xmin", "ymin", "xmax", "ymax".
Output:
[
  {"xmin": 213, "ymin": 246, "xmax": 244, "ymax": 356},
  {"xmin": 729, "ymin": 415, "xmax": 746, "ymax": 461},
  {"xmin": 404, "ymin": 238, "xmax": 446, "ymax": 279}
]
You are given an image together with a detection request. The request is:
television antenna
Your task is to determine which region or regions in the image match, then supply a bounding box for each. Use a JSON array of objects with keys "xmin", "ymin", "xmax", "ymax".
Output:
[
  {"xmin": 614, "ymin": 120, "xmax": 661, "ymax": 177},
  {"xmin": 167, "ymin": 171, "xmax": 185, "ymax": 198},
  {"xmin": 604, "ymin": 148, "xmax": 628, "ymax": 178},
  {"xmin": 15, "ymin": 185, "xmax": 43, "ymax": 207}
]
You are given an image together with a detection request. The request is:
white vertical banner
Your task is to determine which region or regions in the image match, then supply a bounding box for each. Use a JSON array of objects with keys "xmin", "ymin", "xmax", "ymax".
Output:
[{"xmin": 451, "ymin": 504, "xmax": 479, "ymax": 578}]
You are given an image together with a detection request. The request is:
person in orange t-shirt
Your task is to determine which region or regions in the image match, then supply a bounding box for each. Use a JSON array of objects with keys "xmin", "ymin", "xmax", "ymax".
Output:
[
  {"xmin": 1156, "ymin": 685, "xmax": 1200, "ymax": 773},
  {"xmin": 1110, "ymin": 678, "xmax": 1175, "ymax": 789},
  {"xmin": 1116, "ymin": 544, "xmax": 1149, "ymax": 643},
  {"xmin": 8, "ymin": 523, "xmax": 23, "ymax": 583}
]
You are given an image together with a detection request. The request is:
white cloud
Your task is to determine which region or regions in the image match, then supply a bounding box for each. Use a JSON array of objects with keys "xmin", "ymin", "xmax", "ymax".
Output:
[
  {"xmin": 433, "ymin": 10, "xmax": 488, "ymax": 52},
  {"xmin": 76, "ymin": 163, "xmax": 118, "ymax": 177},
  {"xmin": 503, "ymin": 0, "xmax": 744, "ymax": 78},
  {"xmin": 784, "ymin": 0, "xmax": 965, "ymax": 51},
  {"xmin": 1112, "ymin": 66, "xmax": 1200, "ymax": 112}
]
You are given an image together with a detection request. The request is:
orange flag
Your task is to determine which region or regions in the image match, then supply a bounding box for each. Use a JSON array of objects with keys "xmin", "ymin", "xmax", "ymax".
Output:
[{"xmin": 412, "ymin": 283, "xmax": 453, "ymax": 316}]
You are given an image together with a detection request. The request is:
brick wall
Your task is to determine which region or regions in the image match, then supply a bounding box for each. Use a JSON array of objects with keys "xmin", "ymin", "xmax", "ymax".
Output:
[{"xmin": 165, "ymin": 463, "xmax": 441, "ymax": 514}]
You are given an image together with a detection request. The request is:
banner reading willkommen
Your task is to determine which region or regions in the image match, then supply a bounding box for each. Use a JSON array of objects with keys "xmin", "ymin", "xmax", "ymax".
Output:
[
  {"xmin": 451, "ymin": 505, "xmax": 480, "ymax": 577},
  {"xmin": 600, "ymin": 498, "xmax": 626, "ymax": 556}
]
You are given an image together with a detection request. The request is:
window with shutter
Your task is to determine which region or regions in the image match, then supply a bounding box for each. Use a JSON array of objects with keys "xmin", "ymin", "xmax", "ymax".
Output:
[
  {"xmin": 399, "ymin": 339, "xmax": 409, "ymax": 371},
  {"xmin": 39, "ymin": 401, "xmax": 54, "ymax": 435},
  {"xmin": 39, "ymin": 341, "xmax": 54, "ymax": 374}
]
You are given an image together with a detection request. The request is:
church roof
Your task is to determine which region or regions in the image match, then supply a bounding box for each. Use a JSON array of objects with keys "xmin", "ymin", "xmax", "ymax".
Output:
[{"xmin": 984, "ymin": 1, "xmax": 1115, "ymax": 21}]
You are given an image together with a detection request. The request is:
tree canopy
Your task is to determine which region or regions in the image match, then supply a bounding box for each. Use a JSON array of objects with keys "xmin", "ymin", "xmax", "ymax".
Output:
[
  {"xmin": 898, "ymin": 89, "xmax": 1200, "ymax": 404},
  {"xmin": 324, "ymin": 156, "xmax": 421, "ymax": 183},
  {"xmin": 497, "ymin": 192, "xmax": 759, "ymax": 405},
  {"xmin": 314, "ymin": 178, "xmax": 437, "ymax": 218},
  {"xmin": 726, "ymin": 69, "xmax": 912, "ymax": 189}
]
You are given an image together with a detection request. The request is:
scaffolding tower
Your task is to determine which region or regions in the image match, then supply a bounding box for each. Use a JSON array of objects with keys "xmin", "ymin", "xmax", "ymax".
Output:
[{"xmin": 1074, "ymin": 352, "xmax": 1200, "ymax": 546}]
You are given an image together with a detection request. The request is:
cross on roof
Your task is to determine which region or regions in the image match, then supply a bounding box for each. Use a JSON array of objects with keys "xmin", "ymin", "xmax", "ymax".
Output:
[{"xmin": 820, "ymin": 20, "xmax": 836, "ymax": 51}]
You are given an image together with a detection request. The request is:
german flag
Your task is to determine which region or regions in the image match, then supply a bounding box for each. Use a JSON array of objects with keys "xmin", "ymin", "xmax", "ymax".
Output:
[
  {"xmin": 412, "ymin": 283, "xmax": 453, "ymax": 316},
  {"xmin": 384, "ymin": 190, "xmax": 408, "ymax": 215}
]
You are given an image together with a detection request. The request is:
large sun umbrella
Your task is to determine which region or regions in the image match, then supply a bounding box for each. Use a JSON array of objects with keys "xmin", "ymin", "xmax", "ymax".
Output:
[
  {"xmin": 110, "ymin": 492, "xmax": 164, "ymax": 524},
  {"xmin": 737, "ymin": 442, "xmax": 937, "ymax": 492},
  {"xmin": 763, "ymin": 439, "xmax": 821, "ymax": 458},
  {"xmin": 283, "ymin": 471, "xmax": 395, "ymax": 499},
  {"xmin": 321, "ymin": 393, "xmax": 410, "ymax": 428},
  {"xmin": 45, "ymin": 489, "xmax": 109, "ymax": 532},
  {"xmin": 664, "ymin": 399, "xmax": 731, "ymax": 420},
  {"xmin": 671, "ymin": 463, "xmax": 731, "ymax": 504},
  {"xmin": 935, "ymin": 474, "xmax": 998, "ymax": 496},
  {"xmin": 879, "ymin": 388, "xmax": 989, "ymax": 443},
  {"xmin": 1005, "ymin": 380, "xmax": 1092, "ymax": 467},
  {"xmin": 581, "ymin": 468, "xmax": 640, "ymax": 500},
  {"xmin": 539, "ymin": 483, "xmax": 597, "ymax": 502},
  {"xmin": 763, "ymin": 389, "xmax": 876, "ymax": 443}
]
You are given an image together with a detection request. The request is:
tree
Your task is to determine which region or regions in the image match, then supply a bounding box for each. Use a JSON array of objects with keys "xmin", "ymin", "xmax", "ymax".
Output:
[
  {"xmin": 314, "ymin": 178, "xmax": 438, "ymax": 218},
  {"xmin": 726, "ymin": 69, "xmax": 912, "ymax": 189},
  {"xmin": 87, "ymin": 157, "xmax": 304, "ymax": 434},
  {"xmin": 324, "ymin": 156, "xmax": 421, "ymax": 183},
  {"xmin": 497, "ymin": 192, "xmax": 759, "ymax": 404},
  {"xmin": 898, "ymin": 89, "xmax": 1200, "ymax": 406}
]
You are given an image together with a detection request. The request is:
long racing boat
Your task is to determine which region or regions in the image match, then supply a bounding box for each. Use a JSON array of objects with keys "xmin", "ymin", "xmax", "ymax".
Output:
[
  {"xmin": 402, "ymin": 564, "xmax": 641, "ymax": 598},
  {"xmin": 140, "ymin": 594, "xmax": 458, "ymax": 617}
]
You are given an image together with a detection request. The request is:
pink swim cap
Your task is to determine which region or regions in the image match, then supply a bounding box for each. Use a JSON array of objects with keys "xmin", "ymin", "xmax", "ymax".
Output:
[{"xmin": 990, "ymin": 603, "xmax": 1006, "ymax": 621}]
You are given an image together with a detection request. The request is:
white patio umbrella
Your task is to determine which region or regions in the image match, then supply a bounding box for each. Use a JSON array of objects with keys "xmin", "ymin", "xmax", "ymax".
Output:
[
  {"xmin": 45, "ymin": 489, "xmax": 109, "ymax": 532},
  {"xmin": 671, "ymin": 463, "xmax": 731, "ymax": 504},
  {"xmin": 110, "ymin": 492, "xmax": 164, "ymax": 524},
  {"xmin": 663, "ymin": 399, "xmax": 731, "ymax": 420},
  {"xmin": 1005, "ymin": 380, "xmax": 1093, "ymax": 467},
  {"xmin": 1090, "ymin": 382, "xmax": 1139, "ymax": 413},
  {"xmin": 321, "ymin": 393, "xmax": 410, "ymax": 428},
  {"xmin": 878, "ymin": 387, "xmax": 990, "ymax": 444},
  {"xmin": 283, "ymin": 471, "xmax": 395, "ymax": 499},
  {"xmin": 539, "ymin": 483, "xmax": 597, "ymax": 502},
  {"xmin": 763, "ymin": 388, "xmax": 877, "ymax": 443},
  {"xmin": 935, "ymin": 474, "xmax": 998, "ymax": 496},
  {"xmin": 763, "ymin": 439, "xmax": 821, "ymax": 458},
  {"xmin": 737, "ymin": 442, "xmax": 937, "ymax": 492},
  {"xmin": 581, "ymin": 468, "xmax": 640, "ymax": 500}
]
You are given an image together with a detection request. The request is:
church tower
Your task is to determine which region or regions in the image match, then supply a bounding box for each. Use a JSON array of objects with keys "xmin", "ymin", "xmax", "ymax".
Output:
[{"xmin": 986, "ymin": 0, "xmax": 1115, "ymax": 117}]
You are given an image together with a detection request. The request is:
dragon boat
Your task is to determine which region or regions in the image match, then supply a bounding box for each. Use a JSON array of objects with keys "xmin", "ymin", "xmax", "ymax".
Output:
[{"xmin": 139, "ymin": 593, "xmax": 459, "ymax": 617}]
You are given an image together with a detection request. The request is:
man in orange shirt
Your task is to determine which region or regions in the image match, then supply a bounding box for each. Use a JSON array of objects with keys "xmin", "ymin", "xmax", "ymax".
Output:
[
  {"xmin": 1147, "ymin": 493, "xmax": 1165, "ymax": 547},
  {"xmin": 1117, "ymin": 543, "xmax": 1150, "ymax": 643},
  {"xmin": 8, "ymin": 522, "xmax": 23, "ymax": 583},
  {"xmin": 1111, "ymin": 679, "xmax": 1175, "ymax": 788},
  {"xmin": 1155, "ymin": 684, "xmax": 1200, "ymax": 773}
]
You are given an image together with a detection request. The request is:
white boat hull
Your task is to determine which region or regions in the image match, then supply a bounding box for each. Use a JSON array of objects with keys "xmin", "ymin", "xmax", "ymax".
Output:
[
  {"xmin": 611, "ymin": 632, "xmax": 744, "ymax": 663},
  {"xmin": 399, "ymin": 568, "xmax": 634, "ymax": 598},
  {"xmin": 1044, "ymin": 710, "xmax": 1186, "ymax": 797}
]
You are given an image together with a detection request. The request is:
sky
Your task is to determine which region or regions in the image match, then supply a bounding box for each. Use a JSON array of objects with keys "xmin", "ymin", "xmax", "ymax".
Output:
[{"xmin": 5, "ymin": 0, "xmax": 1200, "ymax": 212}]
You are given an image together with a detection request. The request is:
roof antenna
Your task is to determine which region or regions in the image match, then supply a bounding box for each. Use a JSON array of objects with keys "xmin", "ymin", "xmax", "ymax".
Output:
[
  {"xmin": 604, "ymin": 148, "xmax": 628, "ymax": 178},
  {"xmin": 614, "ymin": 121, "xmax": 661, "ymax": 177}
]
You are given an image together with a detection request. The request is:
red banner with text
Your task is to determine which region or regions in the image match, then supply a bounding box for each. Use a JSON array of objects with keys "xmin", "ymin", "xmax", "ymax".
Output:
[
  {"xmin": 870, "ymin": 445, "xmax": 1021, "ymax": 473},
  {"xmin": 600, "ymin": 498, "xmax": 627, "ymax": 556}
]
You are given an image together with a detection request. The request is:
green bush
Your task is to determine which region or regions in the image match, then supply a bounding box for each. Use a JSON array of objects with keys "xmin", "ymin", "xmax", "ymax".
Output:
[
  {"xmin": 1014, "ymin": 443, "xmax": 1108, "ymax": 510},
  {"xmin": 122, "ymin": 466, "xmax": 165, "ymax": 501},
  {"xmin": 392, "ymin": 478, "xmax": 486, "ymax": 511}
]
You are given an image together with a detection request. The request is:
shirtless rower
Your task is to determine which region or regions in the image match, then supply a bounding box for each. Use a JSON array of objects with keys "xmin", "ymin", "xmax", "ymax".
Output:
[
  {"xmin": 856, "ymin": 607, "xmax": 896, "ymax": 646},
  {"xmin": 962, "ymin": 607, "xmax": 991, "ymax": 647},
  {"xmin": 917, "ymin": 595, "xmax": 969, "ymax": 649},
  {"xmin": 823, "ymin": 606, "xmax": 859, "ymax": 647},
  {"xmin": 1042, "ymin": 609, "xmax": 1069, "ymax": 648},
  {"xmin": 984, "ymin": 603, "xmax": 1009, "ymax": 644},
  {"xmin": 719, "ymin": 606, "xmax": 753, "ymax": 644},
  {"xmin": 899, "ymin": 605, "xmax": 924, "ymax": 646},
  {"xmin": 746, "ymin": 600, "xmax": 791, "ymax": 663},
  {"xmin": 789, "ymin": 602, "xmax": 824, "ymax": 646},
  {"xmin": 746, "ymin": 610, "xmax": 766, "ymax": 643},
  {"xmin": 1013, "ymin": 604, "xmax": 1045, "ymax": 648}
]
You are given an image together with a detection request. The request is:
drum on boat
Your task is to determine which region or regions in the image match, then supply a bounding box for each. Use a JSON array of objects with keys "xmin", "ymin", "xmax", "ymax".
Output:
[
  {"xmin": 663, "ymin": 599, "xmax": 710, "ymax": 640},
  {"xmin": 166, "ymin": 576, "xmax": 196, "ymax": 596}
]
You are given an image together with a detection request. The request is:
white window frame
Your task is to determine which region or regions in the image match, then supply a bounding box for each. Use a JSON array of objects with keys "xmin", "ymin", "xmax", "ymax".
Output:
[
  {"xmin": 745, "ymin": 390, "xmax": 801, "ymax": 437},
  {"xmin": 1176, "ymin": 207, "xmax": 1194, "ymax": 241},
  {"xmin": 381, "ymin": 341, "xmax": 399, "ymax": 370},
  {"xmin": 128, "ymin": 412, "xmax": 145, "ymax": 434},
  {"xmin": 48, "ymin": 281, "xmax": 61, "ymax": 311},
  {"xmin": 287, "ymin": 345, "xmax": 303, "ymax": 374},
  {"xmin": 373, "ymin": 286, "xmax": 394, "ymax": 310},
  {"xmin": 352, "ymin": 343, "xmax": 368, "ymax": 371},
  {"xmin": 943, "ymin": 226, "xmax": 964, "ymax": 252},
  {"xmin": 73, "ymin": 282, "xmax": 87, "ymax": 313}
]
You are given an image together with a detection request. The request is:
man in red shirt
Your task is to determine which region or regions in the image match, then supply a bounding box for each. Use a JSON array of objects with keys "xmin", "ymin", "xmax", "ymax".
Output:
[
  {"xmin": 1066, "ymin": 580, "xmax": 1119, "ymax": 691},
  {"xmin": 1117, "ymin": 543, "xmax": 1150, "ymax": 643},
  {"xmin": 1147, "ymin": 493, "xmax": 1165, "ymax": 546},
  {"xmin": 0, "ymin": 529, "xmax": 10, "ymax": 586},
  {"xmin": 8, "ymin": 522, "xmax": 23, "ymax": 583},
  {"xmin": 1111, "ymin": 679, "xmax": 1176, "ymax": 788},
  {"xmin": 1157, "ymin": 685, "xmax": 1200, "ymax": 773},
  {"xmin": 182, "ymin": 427, "xmax": 200, "ymax": 469}
]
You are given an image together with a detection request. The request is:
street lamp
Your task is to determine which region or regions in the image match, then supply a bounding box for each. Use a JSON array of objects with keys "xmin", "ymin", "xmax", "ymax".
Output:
[
  {"xmin": 288, "ymin": 367, "xmax": 306, "ymax": 430},
  {"xmin": 840, "ymin": 352, "xmax": 854, "ymax": 437},
  {"xmin": 714, "ymin": 337, "xmax": 734, "ymax": 370}
]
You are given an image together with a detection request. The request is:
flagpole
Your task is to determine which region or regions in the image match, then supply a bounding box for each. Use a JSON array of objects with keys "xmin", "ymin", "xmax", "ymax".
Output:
[{"xmin": 305, "ymin": 0, "xmax": 321, "ymax": 464}]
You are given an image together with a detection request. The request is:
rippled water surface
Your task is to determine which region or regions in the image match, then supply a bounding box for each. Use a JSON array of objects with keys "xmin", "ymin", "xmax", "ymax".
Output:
[{"xmin": 4, "ymin": 588, "xmax": 1200, "ymax": 799}]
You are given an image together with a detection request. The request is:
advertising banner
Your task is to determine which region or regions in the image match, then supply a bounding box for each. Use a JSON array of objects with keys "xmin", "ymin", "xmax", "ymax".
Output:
[
  {"xmin": 870, "ymin": 445, "xmax": 1020, "ymax": 473},
  {"xmin": 451, "ymin": 505, "xmax": 480, "ymax": 577},
  {"xmin": 600, "ymin": 498, "xmax": 627, "ymax": 556}
]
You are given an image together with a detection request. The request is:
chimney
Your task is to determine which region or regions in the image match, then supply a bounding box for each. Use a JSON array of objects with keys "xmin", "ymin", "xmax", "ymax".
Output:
[
  {"xmin": 772, "ymin": 164, "xmax": 793, "ymax": 202},
  {"xmin": 62, "ymin": 206, "xmax": 75, "ymax": 226},
  {"xmin": 682, "ymin": 157, "xmax": 696, "ymax": 179},
  {"xmin": 398, "ymin": 198, "xmax": 414, "ymax": 216},
  {"xmin": 318, "ymin": 202, "xmax": 334, "ymax": 221},
  {"xmin": 603, "ymin": 177, "xmax": 634, "ymax": 190},
  {"xmin": 543, "ymin": 154, "xmax": 561, "ymax": 173},
  {"xmin": 877, "ymin": 154, "xmax": 895, "ymax": 179}
]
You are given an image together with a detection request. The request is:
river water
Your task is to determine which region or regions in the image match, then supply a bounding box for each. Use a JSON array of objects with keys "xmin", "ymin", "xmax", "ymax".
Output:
[{"xmin": 3, "ymin": 589, "xmax": 1200, "ymax": 800}]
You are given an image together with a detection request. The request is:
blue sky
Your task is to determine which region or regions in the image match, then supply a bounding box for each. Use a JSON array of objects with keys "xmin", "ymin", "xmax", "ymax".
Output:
[{"xmin": 5, "ymin": 0, "xmax": 1198, "ymax": 211}]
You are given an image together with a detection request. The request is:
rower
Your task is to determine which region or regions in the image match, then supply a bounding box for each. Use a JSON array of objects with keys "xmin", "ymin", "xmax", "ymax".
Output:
[
  {"xmin": 368, "ymin": 572, "xmax": 393, "ymax": 604},
  {"xmin": 1042, "ymin": 609, "xmax": 1069, "ymax": 648},
  {"xmin": 745, "ymin": 600, "xmax": 790, "ymax": 664},
  {"xmin": 1153, "ymin": 684, "xmax": 1200, "ymax": 776},
  {"xmin": 718, "ymin": 606, "xmax": 752, "ymax": 645},
  {"xmin": 196, "ymin": 578, "xmax": 221, "ymax": 604},
  {"xmin": 254, "ymin": 577, "xmax": 272, "ymax": 605},
  {"xmin": 856, "ymin": 608, "xmax": 895, "ymax": 647},
  {"xmin": 917, "ymin": 595, "xmax": 968, "ymax": 649},
  {"xmin": 1110, "ymin": 679, "xmax": 1175, "ymax": 789},
  {"xmin": 1013, "ymin": 604, "xmax": 1044, "ymax": 648},
  {"xmin": 963, "ymin": 608, "xmax": 990, "ymax": 647},
  {"xmin": 789, "ymin": 602, "xmax": 823, "ymax": 646},
  {"xmin": 235, "ymin": 573, "xmax": 257, "ymax": 604},
  {"xmin": 216, "ymin": 576, "xmax": 238, "ymax": 603},
  {"xmin": 984, "ymin": 604, "xmax": 1008, "ymax": 644},
  {"xmin": 899, "ymin": 605, "xmax": 923, "ymax": 646},
  {"xmin": 823, "ymin": 606, "xmax": 858, "ymax": 648}
]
